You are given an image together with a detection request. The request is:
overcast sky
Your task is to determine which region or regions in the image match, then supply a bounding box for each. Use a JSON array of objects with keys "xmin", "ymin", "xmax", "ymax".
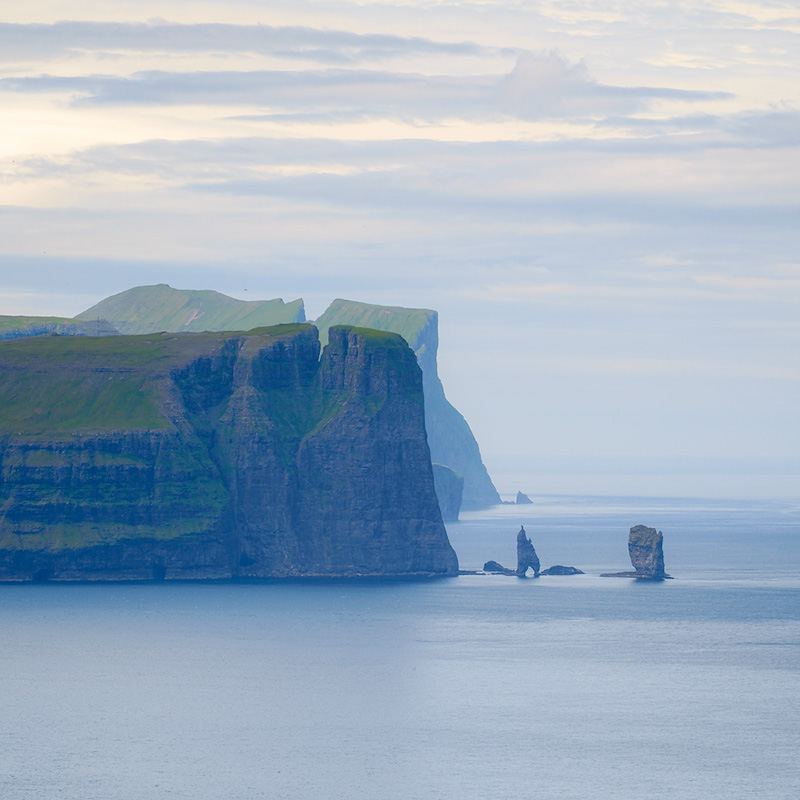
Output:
[{"xmin": 1, "ymin": 1, "xmax": 798, "ymax": 498}]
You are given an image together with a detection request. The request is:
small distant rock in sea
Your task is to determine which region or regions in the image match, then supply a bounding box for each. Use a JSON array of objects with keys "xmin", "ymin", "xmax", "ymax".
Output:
[
  {"xmin": 483, "ymin": 560, "xmax": 515, "ymax": 576},
  {"xmin": 515, "ymin": 491, "xmax": 533, "ymax": 505},
  {"xmin": 601, "ymin": 524, "xmax": 671, "ymax": 580},
  {"xmin": 540, "ymin": 565, "xmax": 583, "ymax": 576}
]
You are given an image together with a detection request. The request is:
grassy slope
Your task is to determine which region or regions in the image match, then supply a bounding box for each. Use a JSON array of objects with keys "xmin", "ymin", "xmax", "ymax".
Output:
[
  {"xmin": 0, "ymin": 326, "xmax": 316, "ymax": 551},
  {"xmin": 0, "ymin": 326, "xmax": 312, "ymax": 434},
  {"xmin": 75, "ymin": 284, "xmax": 305, "ymax": 334},
  {"xmin": 314, "ymin": 299, "xmax": 434, "ymax": 351},
  {"xmin": 0, "ymin": 315, "xmax": 74, "ymax": 332}
]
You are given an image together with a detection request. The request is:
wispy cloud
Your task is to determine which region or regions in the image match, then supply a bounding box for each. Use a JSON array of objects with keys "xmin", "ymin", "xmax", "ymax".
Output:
[
  {"xmin": 0, "ymin": 21, "xmax": 512, "ymax": 65},
  {"xmin": 0, "ymin": 53, "xmax": 731, "ymax": 121}
]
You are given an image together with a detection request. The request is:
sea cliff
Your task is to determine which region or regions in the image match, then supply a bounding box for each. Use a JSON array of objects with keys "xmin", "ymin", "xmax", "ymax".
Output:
[
  {"xmin": 0, "ymin": 324, "xmax": 458, "ymax": 581},
  {"xmin": 315, "ymin": 299, "xmax": 500, "ymax": 509}
]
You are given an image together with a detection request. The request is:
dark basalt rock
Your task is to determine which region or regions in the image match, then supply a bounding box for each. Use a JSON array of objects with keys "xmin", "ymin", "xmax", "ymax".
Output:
[
  {"xmin": 432, "ymin": 464, "xmax": 464, "ymax": 521},
  {"xmin": 0, "ymin": 324, "xmax": 458, "ymax": 581},
  {"xmin": 482, "ymin": 560, "xmax": 515, "ymax": 575},
  {"xmin": 515, "ymin": 491, "xmax": 533, "ymax": 505},
  {"xmin": 540, "ymin": 565, "xmax": 583, "ymax": 575},
  {"xmin": 516, "ymin": 526, "xmax": 540, "ymax": 577},
  {"xmin": 628, "ymin": 524, "xmax": 668, "ymax": 579},
  {"xmin": 601, "ymin": 524, "xmax": 670, "ymax": 580}
]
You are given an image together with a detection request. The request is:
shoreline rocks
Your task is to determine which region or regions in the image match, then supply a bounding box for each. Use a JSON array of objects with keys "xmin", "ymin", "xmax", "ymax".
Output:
[
  {"xmin": 482, "ymin": 560, "xmax": 515, "ymax": 576},
  {"xmin": 540, "ymin": 565, "xmax": 583, "ymax": 576}
]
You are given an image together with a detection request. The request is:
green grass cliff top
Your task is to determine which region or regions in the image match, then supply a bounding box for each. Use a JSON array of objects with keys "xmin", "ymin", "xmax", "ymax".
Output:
[
  {"xmin": 75, "ymin": 283, "xmax": 305, "ymax": 335},
  {"xmin": 0, "ymin": 325, "xmax": 316, "ymax": 435},
  {"xmin": 314, "ymin": 299, "xmax": 435, "ymax": 350},
  {"xmin": 0, "ymin": 315, "xmax": 74, "ymax": 332}
]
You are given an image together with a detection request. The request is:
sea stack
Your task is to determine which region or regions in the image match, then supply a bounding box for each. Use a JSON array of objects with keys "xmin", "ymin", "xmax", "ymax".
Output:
[
  {"xmin": 628, "ymin": 525, "xmax": 668, "ymax": 580},
  {"xmin": 516, "ymin": 526, "xmax": 540, "ymax": 577},
  {"xmin": 515, "ymin": 491, "xmax": 533, "ymax": 505}
]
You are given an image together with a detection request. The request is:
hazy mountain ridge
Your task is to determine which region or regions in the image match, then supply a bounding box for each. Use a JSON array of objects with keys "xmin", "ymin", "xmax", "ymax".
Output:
[{"xmin": 75, "ymin": 283, "xmax": 305, "ymax": 334}]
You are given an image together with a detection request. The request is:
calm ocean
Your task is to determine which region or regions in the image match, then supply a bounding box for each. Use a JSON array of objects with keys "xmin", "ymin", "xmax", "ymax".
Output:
[{"xmin": 1, "ymin": 496, "xmax": 798, "ymax": 799}]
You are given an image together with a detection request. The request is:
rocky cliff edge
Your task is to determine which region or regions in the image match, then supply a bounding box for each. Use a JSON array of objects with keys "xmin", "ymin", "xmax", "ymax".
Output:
[{"xmin": 0, "ymin": 324, "xmax": 458, "ymax": 580}]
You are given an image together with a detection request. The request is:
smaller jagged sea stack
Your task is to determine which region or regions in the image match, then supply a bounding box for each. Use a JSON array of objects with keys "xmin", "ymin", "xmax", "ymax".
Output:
[
  {"xmin": 628, "ymin": 525, "xmax": 668, "ymax": 580},
  {"xmin": 516, "ymin": 526, "xmax": 540, "ymax": 577},
  {"xmin": 515, "ymin": 491, "xmax": 533, "ymax": 505}
]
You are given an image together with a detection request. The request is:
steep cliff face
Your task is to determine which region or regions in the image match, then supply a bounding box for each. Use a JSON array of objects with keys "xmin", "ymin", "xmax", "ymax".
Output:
[
  {"xmin": 431, "ymin": 464, "xmax": 463, "ymax": 522},
  {"xmin": 0, "ymin": 325, "xmax": 457, "ymax": 580},
  {"xmin": 628, "ymin": 525, "xmax": 668, "ymax": 580},
  {"xmin": 315, "ymin": 299, "xmax": 500, "ymax": 509}
]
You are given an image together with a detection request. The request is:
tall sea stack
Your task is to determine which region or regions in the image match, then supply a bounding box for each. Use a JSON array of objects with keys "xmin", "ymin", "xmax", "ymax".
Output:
[{"xmin": 628, "ymin": 525, "xmax": 668, "ymax": 580}]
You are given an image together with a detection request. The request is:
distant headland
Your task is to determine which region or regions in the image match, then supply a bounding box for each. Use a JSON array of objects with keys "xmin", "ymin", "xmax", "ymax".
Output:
[{"xmin": 0, "ymin": 324, "xmax": 458, "ymax": 581}]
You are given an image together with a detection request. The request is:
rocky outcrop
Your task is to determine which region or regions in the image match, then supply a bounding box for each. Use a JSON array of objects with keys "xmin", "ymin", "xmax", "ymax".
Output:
[
  {"xmin": 314, "ymin": 299, "xmax": 500, "ymax": 509},
  {"xmin": 540, "ymin": 565, "xmax": 583, "ymax": 575},
  {"xmin": 0, "ymin": 324, "xmax": 458, "ymax": 581},
  {"xmin": 515, "ymin": 491, "xmax": 533, "ymax": 505},
  {"xmin": 432, "ymin": 464, "xmax": 463, "ymax": 521},
  {"xmin": 601, "ymin": 524, "xmax": 670, "ymax": 579},
  {"xmin": 628, "ymin": 525, "xmax": 668, "ymax": 579},
  {"xmin": 516, "ymin": 526, "xmax": 540, "ymax": 577},
  {"xmin": 483, "ymin": 560, "xmax": 515, "ymax": 575}
]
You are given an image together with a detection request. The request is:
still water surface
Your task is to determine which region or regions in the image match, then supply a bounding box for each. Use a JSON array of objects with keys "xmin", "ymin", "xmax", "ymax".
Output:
[{"xmin": 1, "ymin": 497, "xmax": 798, "ymax": 799}]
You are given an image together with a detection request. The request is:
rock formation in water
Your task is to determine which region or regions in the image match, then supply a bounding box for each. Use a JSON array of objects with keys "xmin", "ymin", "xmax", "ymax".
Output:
[
  {"xmin": 628, "ymin": 525, "xmax": 668, "ymax": 579},
  {"xmin": 515, "ymin": 491, "xmax": 533, "ymax": 505},
  {"xmin": 483, "ymin": 560, "xmax": 515, "ymax": 575},
  {"xmin": 0, "ymin": 324, "xmax": 458, "ymax": 581},
  {"xmin": 516, "ymin": 526, "xmax": 540, "ymax": 577},
  {"xmin": 540, "ymin": 565, "xmax": 584, "ymax": 575},
  {"xmin": 0, "ymin": 315, "xmax": 119, "ymax": 340},
  {"xmin": 75, "ymin": 284, "xmax": 305, "ymax": 335},
  {"xmin": 600, "ymin": 524, "xmax": 670, "ymax": 579},
  {"xmin": 432, "ymin": 464, "xmax": 463, "ymax": 521},
  {"xmin": 315, "ymin": 299, "xmax": 500, "ymax": 510}
]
